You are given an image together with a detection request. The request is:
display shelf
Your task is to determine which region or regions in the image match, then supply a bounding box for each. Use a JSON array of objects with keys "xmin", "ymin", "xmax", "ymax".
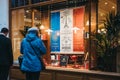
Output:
[{"xmin": 51, "ymin": 52, "xmax": 84, "ymax": 54}]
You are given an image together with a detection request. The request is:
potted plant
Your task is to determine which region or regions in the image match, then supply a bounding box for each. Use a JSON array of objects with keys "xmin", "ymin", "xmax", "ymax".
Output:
[{"xmin": 92, "ymin": 12, "xmax": 120, "ymax": 72}]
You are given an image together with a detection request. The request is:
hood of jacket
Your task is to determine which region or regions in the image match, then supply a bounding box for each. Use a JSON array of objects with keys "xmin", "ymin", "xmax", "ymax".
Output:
[{"xmin": 25, "ymin": 32, "xmax": 38, "ymax": 42}]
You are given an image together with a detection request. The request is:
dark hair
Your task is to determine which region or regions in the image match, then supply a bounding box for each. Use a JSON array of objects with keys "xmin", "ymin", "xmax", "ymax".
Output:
[{"xmin": 1, "ymin": 27, "xmax": 9, "ymax": 33}]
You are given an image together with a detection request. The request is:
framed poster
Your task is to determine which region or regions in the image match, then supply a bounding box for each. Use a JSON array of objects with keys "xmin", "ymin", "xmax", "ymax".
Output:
[{"xmin": 50, "ymin": 7, "xmax": 85, "ymax": 54}]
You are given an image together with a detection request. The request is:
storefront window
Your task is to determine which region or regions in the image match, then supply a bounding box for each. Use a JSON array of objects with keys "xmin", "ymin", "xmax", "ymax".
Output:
[
  {"xmin": 10, "ymin": 0, "xmax": 92, "ymax": 68},
  {"xmin": 95, "ymin": 0, "xmax": 117, "ymax": 72},
  {"xmin": 11, "ymin": 0, "xmax": 120, "ymax": 72}
]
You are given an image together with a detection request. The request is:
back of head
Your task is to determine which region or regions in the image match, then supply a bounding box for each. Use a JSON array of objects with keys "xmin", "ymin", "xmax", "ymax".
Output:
[
  {"xmin": 1, "ymin": 27, "xmax": 9, "ymax": 33},
  {"xmin": 28, "ymin": 27, "xmax": 38, "ymax": 33},
  {"xmin": 27, "ymin": 27, "xmax": 39, "ymax": 36}
]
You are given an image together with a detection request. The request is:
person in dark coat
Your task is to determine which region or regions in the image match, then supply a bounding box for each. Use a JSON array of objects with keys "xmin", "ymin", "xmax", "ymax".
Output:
[
  {"xmin": 0, "ymin": 27, "xmax": 13, "ymax": 80},
  {"xmin": 20, "ymin": 27, "xmax": 46, "ymax": 80}
]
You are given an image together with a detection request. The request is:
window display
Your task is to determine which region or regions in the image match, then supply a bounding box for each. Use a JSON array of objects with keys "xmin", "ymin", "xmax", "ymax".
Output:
[{"xmin": 10, "ymin": 2, "xmax": 120, "ymax": 80}]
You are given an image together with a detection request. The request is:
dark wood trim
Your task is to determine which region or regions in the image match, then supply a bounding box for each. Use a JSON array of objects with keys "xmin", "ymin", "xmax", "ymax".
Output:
[
  {"xmin": 96, "ymin": 0, "xmax": 98, "ymax": 32},
  {"xmin": 88, "ymin": 0, "xmax": 92, "ymax": 69},
  {"xmin": 117, "ymin": 0, "xmax": 120, "ymax": 13},
  {"xmin": 10, "ymin": 0, "xmax": 67, "ymax": 10},
  {"xmin": 9, "ymin": 0, "xmax": 12, "ymax": 38}
]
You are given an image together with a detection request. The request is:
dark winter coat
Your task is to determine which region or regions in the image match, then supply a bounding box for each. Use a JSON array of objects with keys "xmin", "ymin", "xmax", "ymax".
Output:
[{"xmin": 0, "ymin": 34, "xmax": 13, "ymax": 66}]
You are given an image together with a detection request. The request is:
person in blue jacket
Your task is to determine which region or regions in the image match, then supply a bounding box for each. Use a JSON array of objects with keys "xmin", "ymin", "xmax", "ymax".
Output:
[{"xmin": 20, "ymin": 27, "xmax": 46, "ymax": 80}]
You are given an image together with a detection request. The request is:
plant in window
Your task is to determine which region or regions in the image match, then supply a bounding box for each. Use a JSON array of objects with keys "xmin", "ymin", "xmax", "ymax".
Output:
[{"xmin": 92, "ymin": 12, "xmax": 120, "ymax": 72}]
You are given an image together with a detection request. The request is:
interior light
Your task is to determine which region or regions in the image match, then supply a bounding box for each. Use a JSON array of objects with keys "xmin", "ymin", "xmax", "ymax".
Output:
[
  {"xmin": 45, "ymin": 29, "xmax": 53, "ymax": 35},
  {"xmin": 105, "ymin": 2, "xmax": 108, "ymax": 5},
  {"xmin": 40, "ymin": 24, "xmax": 45, "ymax": 29},
  {"xmin": 101, "ymin": 29, "xmax": 105, "ymax": 32},
  {"xmin": 112, "ymin": 6, "xmax": 115, "ymax": 9},
  {"xmin": 86, "ymin": 21, "xmax": 89, "ymax": 26},
  {"xmin": 72, "ymin": 27, "xmax": 80, "ymax": 33},
  {"xmin": 100, "ymin": 13, "xmax": 103, "ymax": 16},
  {"xmin": 98, "ymin": 29, "xmax": 101, "ymax": 33},
  {"xmin": 26, "ymin": 10, "xmax": 29, "ymax": 13}
]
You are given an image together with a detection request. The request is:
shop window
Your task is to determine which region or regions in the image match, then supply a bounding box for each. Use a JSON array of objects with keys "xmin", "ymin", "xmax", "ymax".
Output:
[{"xmin": 11, "ymin": 0, "xmax": 90, "ymax": 70}]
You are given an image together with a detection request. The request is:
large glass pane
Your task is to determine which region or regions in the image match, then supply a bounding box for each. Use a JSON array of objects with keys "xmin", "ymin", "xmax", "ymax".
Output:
[{"xmin": 97, "ymin": 0, "xmax": 117, "ymax": 72}]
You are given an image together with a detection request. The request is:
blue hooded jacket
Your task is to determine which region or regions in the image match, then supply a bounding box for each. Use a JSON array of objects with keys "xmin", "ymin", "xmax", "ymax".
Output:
[{"xmin": 20, "ymin": 30, "xmax": 46, "ymax": 72}]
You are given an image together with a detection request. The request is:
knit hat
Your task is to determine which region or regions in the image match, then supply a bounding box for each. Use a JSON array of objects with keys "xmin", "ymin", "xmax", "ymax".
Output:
[{"xmin": 28, "ymin": 27, "xmax": 38, "ymax": 32}]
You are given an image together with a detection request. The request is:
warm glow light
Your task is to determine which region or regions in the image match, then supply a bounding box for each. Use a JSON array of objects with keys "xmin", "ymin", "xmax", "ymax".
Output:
[
  {"xmin": 100, "ymin": 13, "xmax": 104, "ymax": 16},
  {"xmin": 72, "ymin": 27, "xmax": 80, "ymax": 33},
  {"xmin": 45, "ymin": 29, "xmax": 53, "ymax": 35},
  {"xmin": 101, "ymin": 29, "xmax": 105, "ymax": 32},
  {"xmin": 98, "ymin": 29, "xmax": 106, "ymax": 33},
  {"xmin": 112, "ymin": 6, "xmax": 115, "ymax": 9},
  {"xmin": 40, "ymin": 24, "xmax": 44, "ymax": 29},
  {"xmin": 86, "ymin": 21, "xmax": 89, "ymax": 26},
  {"xmin": 98, "ymin": 29, "xmax": 100, "ymax": 33},
  {"xmin": 105, "ymin": 2, "xmax": 108, "ymax": 5},
  {"xmin": 26, "ymin": 10, "xmax": 29, "ymax": 13}
]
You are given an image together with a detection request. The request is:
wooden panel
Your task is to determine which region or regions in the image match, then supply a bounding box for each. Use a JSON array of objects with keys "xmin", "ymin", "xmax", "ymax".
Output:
[
  {"xmin": 88, "ymin": 77, "xmax": 119, "ymax": 80},
  {"xmin": 10, "ymin": 69, "xmax": 25, "ymax": 80},
  {"xmin": 87, "ymin": 75, "xmax": 120, "ymax": 80},
  {"xmin": 56, "ymin": 73, "xmax": 83, "ymax": 80},
  {"xmin": 10, "ymin": 68, "xmax": 53, "ymax": 80},
  {"xmin": 40, "ymin": 71, "xmax": 53, "ymax": 80},
  {"xmin": 10, "ymin": 66, "xmax": 120, "ymax": 80},
  {"xmin": 89, "ymin": 78, "xmax": 104, "ymax": 80}
]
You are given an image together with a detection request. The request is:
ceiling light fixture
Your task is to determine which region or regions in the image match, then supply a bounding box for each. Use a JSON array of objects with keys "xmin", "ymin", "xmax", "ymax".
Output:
[
  {"xmin": 105, "ymin": 2, "xmax": 108, "ymax": 5},
  {"xmin": 26, "ymin": 10, "xmax": 29, "ymax": 13},
  {"xmin": 112, "ymin": 6, "xmax": 115, "ymax": 9}
]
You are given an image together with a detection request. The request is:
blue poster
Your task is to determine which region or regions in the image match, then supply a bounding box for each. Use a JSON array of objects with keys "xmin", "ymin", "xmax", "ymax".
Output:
[{"xmin": 50, "ymin": 12, "xmax": 60, "ymax": 52}]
